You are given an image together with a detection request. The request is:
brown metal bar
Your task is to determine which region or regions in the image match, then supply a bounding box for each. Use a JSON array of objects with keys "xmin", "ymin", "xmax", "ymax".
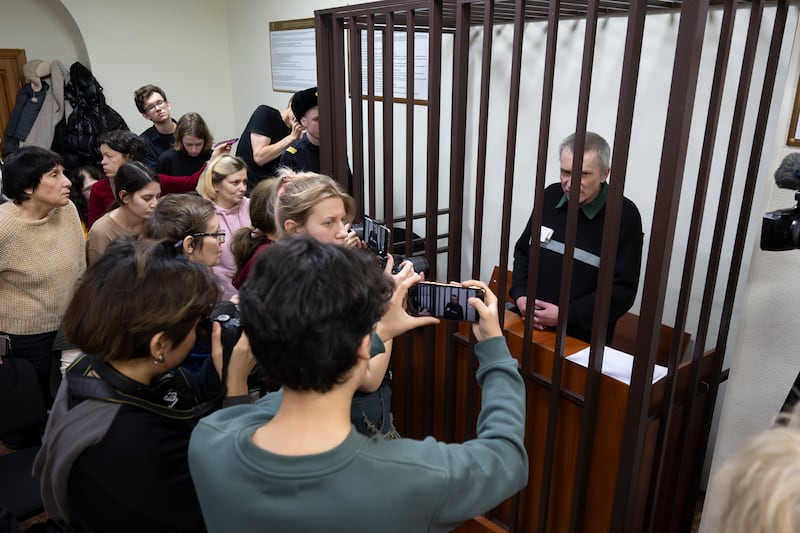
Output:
[
  {"xmin": 525, "ymin": 0, "xmax": 560, "ymax": 529},
  {"xmin": 447, "ymin": 0, "xmax": 471, "ymax": 283},
  {"xmin": 348, "ymin": 18, "xmax": 367, "ymax": 215},
  {"xmin": 570, "ymin": 1, "xmax": 648, "ymax": 530},
  {"xmin": 644, "ymin": 2, "xmax": 736, "ymax": 531},
  {"xmin": 314, "ymin": 12, "xmax": 336, "ymax": 178},
  {"xmin": 367, "ymin": 15, "xmax": 378, "ymax": 216},
  {"xmin": 405, "ymin": 11, "xmax": 416, "ymax": 259},
  {"xmin": 611, "ymin": 1, "xmax": 710, "ymax": 529},
  {"xmin": 554, "ymin": 2, "xmax": 601, "ymax": 532},
  {"xmin": 422, "ymin": 0, "xmax": 443, "ymax": 436},
  {"xmin": 679, "ymin": 2, "xmax": 788, "ymax": 530},
  {"xmin": 383, "ymin": 14, "xmax": 395, "ymax": 224},
  {"xmin": 471, "ymin": 0, "xmax": 495, "ymax": 283}
]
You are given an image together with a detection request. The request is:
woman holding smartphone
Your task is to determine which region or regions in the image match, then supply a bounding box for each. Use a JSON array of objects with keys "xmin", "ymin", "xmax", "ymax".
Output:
[{"xmin": 274, "ymin": 173, "xmax": 400, "ymax": 438}]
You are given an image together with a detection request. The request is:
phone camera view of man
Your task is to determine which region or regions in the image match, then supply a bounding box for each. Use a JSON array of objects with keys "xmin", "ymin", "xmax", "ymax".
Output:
[
  {"xmin": 364, "ymin": 216, "xmax": 391, "ymax": 257},
  {"xmin": 408, "ymin": 282, "xmax": 484, "ymax": 323}
]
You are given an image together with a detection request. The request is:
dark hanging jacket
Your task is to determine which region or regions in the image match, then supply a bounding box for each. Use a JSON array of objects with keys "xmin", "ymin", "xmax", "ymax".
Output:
[{"xmin": 53, "ymin": 62, "xmax": 128, "ymax": 169}]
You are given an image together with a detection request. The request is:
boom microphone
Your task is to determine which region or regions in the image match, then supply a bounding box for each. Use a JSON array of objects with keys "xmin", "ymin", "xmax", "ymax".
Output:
[{"xmin": 774, "ymin": 152, "xmax": 800, "ymax": 190}]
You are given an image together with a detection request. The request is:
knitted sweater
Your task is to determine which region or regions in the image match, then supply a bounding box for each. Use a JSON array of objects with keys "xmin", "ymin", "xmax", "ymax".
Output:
[{"xmin": 0, "ymin": 201, "xmax": 86, "ymax": 334}]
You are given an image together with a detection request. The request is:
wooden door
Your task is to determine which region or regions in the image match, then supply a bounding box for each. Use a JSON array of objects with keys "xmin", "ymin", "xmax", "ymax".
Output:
[{"xmin": 0, "ymin": 49, "xmax": 27, "ymax": 155}]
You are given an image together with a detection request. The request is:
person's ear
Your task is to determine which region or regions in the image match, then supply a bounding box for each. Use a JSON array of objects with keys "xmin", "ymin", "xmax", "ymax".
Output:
[
  {"xmin": 149, "ymin": 331, "xmax": 171, "ymax": 364},
  {"xmin": 23, "ymin": 186, "xmax": 34, "ymax": 196},
  {"xmin": 602, "ymin": 167, "xmax": 611, "ymax": 183},
  {"xmin": 182, "ymin": 236, "xmax": 195, "ymax": 255},
  {"xmin": 141, "ymin": 112, "xmax": 149, "ymax": 120},
  {"xmin": 355, "ymin": 333, "xmax": 371, "ymax": 362},
  {"xmin": 284, "ymin": 219, "xmax": 301, "ymax": 236},
  {"xmin": 300, "ymin": 116, "xmax": 308, "ymax": 128},
  {"xmin": 118, "ymin": 190, "xmax": 130, "ymax": 205}
]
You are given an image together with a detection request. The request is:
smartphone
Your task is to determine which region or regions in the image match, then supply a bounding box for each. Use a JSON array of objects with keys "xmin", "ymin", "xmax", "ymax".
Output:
[
  {"xmin": 212, "ymin": 137, "xmax": 239, "ymax": 149},
  {"xmin": 408, "ymin": 282, "xmax": 485, "ymax": 323},
  {"xmin": 363, "ymin": 215, "xmax": 391, "ymax": 257}
]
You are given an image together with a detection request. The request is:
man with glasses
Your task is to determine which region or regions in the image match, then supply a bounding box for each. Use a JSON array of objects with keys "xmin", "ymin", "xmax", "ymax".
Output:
[{"xmin": 134, "ymin": 84, "xmax": 176, "ymax": 169}]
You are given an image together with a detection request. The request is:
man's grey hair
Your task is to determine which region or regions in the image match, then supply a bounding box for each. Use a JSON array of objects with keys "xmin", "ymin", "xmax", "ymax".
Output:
[{"xmin": 559, "ymin": 132, "xmax": 611, "ymax": 174}]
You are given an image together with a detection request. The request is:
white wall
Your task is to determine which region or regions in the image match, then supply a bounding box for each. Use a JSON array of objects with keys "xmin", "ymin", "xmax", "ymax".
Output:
[{"xmin": 0, "ymin": 0, "xmax": 238, "ymax": 141}]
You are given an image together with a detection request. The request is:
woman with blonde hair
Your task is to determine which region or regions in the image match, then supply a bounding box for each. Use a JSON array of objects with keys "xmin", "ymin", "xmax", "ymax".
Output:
[
  {"xmin": 276, "ymin": 172, "xmax": 362, "ymax": 247},
  {"xmin": 275, "ymin": 172, "xmax": 402, "ymax": 439},
  {"xmin": 196, "ymin": 154, "xmax": 250, "ymax": 299}
]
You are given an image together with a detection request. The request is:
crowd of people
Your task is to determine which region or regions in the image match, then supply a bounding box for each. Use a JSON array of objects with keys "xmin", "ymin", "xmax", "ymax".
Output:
[
  {"xmin": 0, "ymin": 82, "xmax": 536, "ymax": 532},
  {"xmin": 0, "ymin": 72, "xmax": 676, "ymax": 531}
]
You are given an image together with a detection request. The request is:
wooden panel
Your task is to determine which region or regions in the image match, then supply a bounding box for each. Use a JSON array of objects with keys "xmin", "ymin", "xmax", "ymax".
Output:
[
  {"xmin": 390, "ymin": 309, "xmax": 715, "ymax": 532},
  {"xmin": 0, "ymin": 49, "xmax": 26, "ymax": 155}
]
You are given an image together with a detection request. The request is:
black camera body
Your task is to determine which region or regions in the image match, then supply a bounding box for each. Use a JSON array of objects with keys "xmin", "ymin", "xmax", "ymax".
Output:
[
  {"xmin": 195, "ymin": 300, "xmax": 243, "ymax": 369},
  {"xmin": 761, "ymin": 192, "xmax": 800, "ymax": 251}
]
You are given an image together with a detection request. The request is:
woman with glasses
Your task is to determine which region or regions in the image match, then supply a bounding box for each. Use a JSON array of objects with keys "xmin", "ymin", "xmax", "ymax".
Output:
[
  {"xmin": 87, "ymin": 130, "xmax": 147, "ymax": 229},
  {"xmin": 196, "ymin": 155, "xmax": 250, "ymax": 300},
  {"xmin": 145, "ymin": 193, "xmax": 224, "ymax": 269},
  {"xmin": 86, "ymin": 161, "xmax": 160, "ymax": 266}
]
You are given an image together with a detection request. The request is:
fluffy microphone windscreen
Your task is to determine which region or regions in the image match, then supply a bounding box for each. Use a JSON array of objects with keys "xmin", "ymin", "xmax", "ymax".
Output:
[{"xmin": 774, "ymin": 152, "xmax": 800, "ymax": 189}]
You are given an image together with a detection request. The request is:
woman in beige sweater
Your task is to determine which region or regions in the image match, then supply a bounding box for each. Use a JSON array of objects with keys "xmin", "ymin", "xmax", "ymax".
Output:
[{"xmin": 0, "ymin": 146, "xmax": 85, "ymax": 403}]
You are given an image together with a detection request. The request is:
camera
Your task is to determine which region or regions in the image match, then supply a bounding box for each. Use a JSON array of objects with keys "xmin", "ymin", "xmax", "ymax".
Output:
[
  {"xmin": 353, "ymin": 216, "xmax": 429, "ymax": 276},
  {"xmin": 196, "ymin": 300, "xmax": 243, "ymax": 369},
  {"xmin": 761, "ymin": 191, "xmax": 800, "ymax": 251}
]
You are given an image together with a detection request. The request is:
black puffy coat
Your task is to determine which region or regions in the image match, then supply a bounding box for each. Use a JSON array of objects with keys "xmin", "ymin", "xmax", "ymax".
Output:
[{"xmin": 53, "ymin": 62, "xmax": 128, "ymax": 169}]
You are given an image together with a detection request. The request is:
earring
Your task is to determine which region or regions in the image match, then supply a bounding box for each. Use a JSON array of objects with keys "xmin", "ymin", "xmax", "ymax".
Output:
[{"xmin": 153, "ymin": 354, "xmax": 165, "ymax": 365}]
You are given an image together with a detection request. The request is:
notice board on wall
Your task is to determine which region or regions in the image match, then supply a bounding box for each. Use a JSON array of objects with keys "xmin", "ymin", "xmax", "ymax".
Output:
[{"xmin": 269, "ymin": 18, "xmax": 317, "ymax": 93}]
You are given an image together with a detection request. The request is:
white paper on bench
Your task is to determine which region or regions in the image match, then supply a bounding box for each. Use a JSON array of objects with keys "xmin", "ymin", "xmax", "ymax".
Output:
[{"xmin": 566, "ymin": 346, "xmax": 668, "ymax": 385}]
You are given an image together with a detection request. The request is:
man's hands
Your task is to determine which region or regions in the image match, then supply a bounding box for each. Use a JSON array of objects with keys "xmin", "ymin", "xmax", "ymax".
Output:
[{"xmin": 515, "ymin": 296, "xmax": 558, "ymax": 330}]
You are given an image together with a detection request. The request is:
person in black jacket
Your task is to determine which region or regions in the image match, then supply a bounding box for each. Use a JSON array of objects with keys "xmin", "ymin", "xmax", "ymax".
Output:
[
  {"xmin": 510, "ymin": 131, "xmax": 643, "ymax": 343},
  {"xmin": 33, "ymin": 238, "xmax": 255, "ymax": 533}
]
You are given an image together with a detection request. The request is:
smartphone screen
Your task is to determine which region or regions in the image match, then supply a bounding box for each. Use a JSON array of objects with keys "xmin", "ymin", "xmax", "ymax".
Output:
[
  {"xmin": 364, "ymin": 215, "xmax": 391, "ymax": 257},
  {"xmin": 408, "ymin": 282, "xmax": 485, "ymax": 323}
]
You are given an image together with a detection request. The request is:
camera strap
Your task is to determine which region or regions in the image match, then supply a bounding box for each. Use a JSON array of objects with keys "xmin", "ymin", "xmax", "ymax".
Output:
[{"xmin": 66, "ymin": 357, "xmax": 218, "ymax": 420}]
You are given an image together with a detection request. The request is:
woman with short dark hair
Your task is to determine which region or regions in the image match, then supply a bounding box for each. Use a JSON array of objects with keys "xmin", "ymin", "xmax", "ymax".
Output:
[
  {"xmin": 0, "ymin": 146, "xmax": 85, "ymax": 403},
  {"xmin": 33, "ymin": 238, "xmax": 255, "ymax": 533},
  {"xmin": 87, "ymin": 130, "xmax": 148, "ymax": 228}
]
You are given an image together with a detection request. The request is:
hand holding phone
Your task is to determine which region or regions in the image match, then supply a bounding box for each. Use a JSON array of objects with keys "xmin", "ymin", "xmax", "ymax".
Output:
[
  {"xmin": 408, "ymin": 281, "xmax": 485, "ymax": 323},
  {"xmin": 212, "ymin": 137, "xmax": 239, "ymax": 150}
]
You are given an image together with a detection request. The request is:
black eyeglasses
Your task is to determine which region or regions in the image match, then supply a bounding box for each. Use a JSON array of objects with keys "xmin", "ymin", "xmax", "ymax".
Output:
[
  {"xmin": 144, "ymin": 99, "xmax": 168, "ymax": 113},
  {"xmin": 193, "ymin": 231, "xmax": 226, "ymax": 243},
  {"xmin": 174, "ymin": 231, "xmax": 226, "ymax": 248}
]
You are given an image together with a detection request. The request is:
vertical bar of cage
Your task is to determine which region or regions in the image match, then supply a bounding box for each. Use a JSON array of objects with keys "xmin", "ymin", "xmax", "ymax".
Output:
[
  {"xmin": 315, "ymin": 12, "xmax": 336, "ymax": 179},
  {"xmin": 527, "ymin": 1, "xmax": 560, "ymax": 530},
  {"xmin": 405, "ymin": 10, "xmax": 416, "ymax": 260},
  {"xmin": 569, "ymin": 1, "xmax": 648, "ymax": 530},
  {"xmin": 446, "ymin": 0, "xmax": 473, "ymax": 444},
  {"xmin": 422, "ymin": 0, "xmax": 443, "ymax": 437},
  {"xmin": 611, "ymin": 1, "xmax": 711, "ymax": 529},
  {"xmin": 642, "ymin": 2, "xmax": 736, "ymax": 531},
  {"xmin": 469, "ymin": 0, "xmax": 494, "ymax": 286},
  {"xmin": 679, "ymin": 1, "xmax": 789, "ymax": 530},
  {"xmin": 384, "ymin": 13, "xmax": 396, "ymax": 226},
  {"xmin": 368, "ymin": 15, "xmax": 378, "ymax": 217},
  {"xmin": 348, "ymin": 17, "xmax": 367, "ymax": 217}
]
